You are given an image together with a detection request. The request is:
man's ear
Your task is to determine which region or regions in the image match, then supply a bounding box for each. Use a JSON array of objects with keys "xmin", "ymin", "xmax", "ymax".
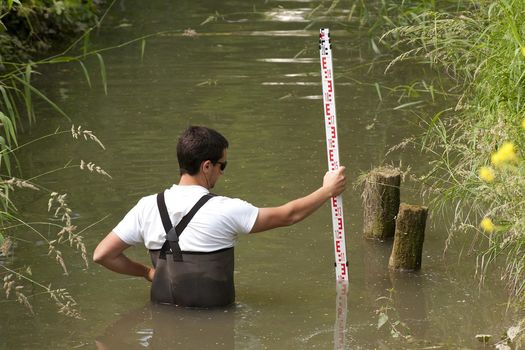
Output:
[{"xmin": 202, "ymin": 160, "xmax": 212, "ymax": 172}]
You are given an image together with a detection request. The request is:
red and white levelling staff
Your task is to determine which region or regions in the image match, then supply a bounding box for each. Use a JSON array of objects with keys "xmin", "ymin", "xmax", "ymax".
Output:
[{"xmin": 319, "ymin": 28, "xmax": 348, "ymax": 283}]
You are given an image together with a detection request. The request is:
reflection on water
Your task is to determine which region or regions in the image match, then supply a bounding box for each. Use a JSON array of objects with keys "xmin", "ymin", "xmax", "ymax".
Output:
[
  {"xmin": 262, "ymin": 81, "xmax": 319, "ymax": 86},
  {"xmin": 333, "ymin": 281, "xmax": 348, "ymax": 350},
  {"xmin": 246, "ymin": 30, "xmax": 312, "ymax": 37},
  {"xmin": 389, "ymin": 270, "xmax": 429, "ymax": 337},
  {"xmin": 95, "ymin": 304, "xmax": 235, "ymax": 350},
  {"xmin": 264, "ymin": 8, "xmax": 311, "ymax": 23},
  {"xmin": 257, "ymin": 58, "xmax": 317, "ymax": 63}
]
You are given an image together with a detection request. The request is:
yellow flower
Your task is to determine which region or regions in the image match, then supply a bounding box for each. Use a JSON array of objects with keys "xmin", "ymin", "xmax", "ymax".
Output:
[
  {"xmin": 522, "ymin": 47, "xmax": 525, "ymax": 58},
  {"xmin": 491, "ymin": 142, "xmax": 517, "ymax": 167},
  {"xmin": 522, "ymin": 118, "xmax": 525, "ymax": 130},
  {"xmin": 491, "ymin": 152, "xmax": 503, "ymax": 166},
  {"xmin": 480, "ymin": 217, "xmax": 495, "ymax": 233},
  {"xmin": 478, "ymin": 166, "xmax": 495, "ymax": 182}
]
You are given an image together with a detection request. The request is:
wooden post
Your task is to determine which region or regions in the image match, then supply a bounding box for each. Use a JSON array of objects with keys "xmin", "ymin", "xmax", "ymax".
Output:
[
  {"xmin": 362, "ymin": 167, "xmax": 401, "ymax": 240},
  {"xmin": 388, "ymin": 203, "xmax": 428, "ymax": 271}
]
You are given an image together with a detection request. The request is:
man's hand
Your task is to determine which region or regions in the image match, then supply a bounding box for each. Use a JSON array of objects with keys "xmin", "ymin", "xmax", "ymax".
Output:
[
  {"xmin": 145, "ymin": 267, "xmax": 156, "ymax": 282},
  {"xmin": 322, "ymin": 166, "xmax": 346, "ymax": 197}
]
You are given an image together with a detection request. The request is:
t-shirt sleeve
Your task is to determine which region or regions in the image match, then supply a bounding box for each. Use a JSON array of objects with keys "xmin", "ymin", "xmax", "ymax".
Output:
[
  {"xmin": 112, "ymin": 199, "xmax": 145, "ymax": 246},
  {"xmin": 222, "ymin": 198, "xmax": 259, "ymax": 234}
]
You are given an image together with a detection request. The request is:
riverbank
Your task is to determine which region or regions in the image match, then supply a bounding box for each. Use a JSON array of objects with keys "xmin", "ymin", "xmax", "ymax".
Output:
[
  {"xmin": 0, "ymin": 1, "xmax": 100, "ymax": 63},
  {"xmin": 374, "ymin": 0, "xmax": 525, "ymax": 345}
]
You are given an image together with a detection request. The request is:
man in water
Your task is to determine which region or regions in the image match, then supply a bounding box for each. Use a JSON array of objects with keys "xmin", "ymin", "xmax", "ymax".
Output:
[{"xmin": 93, "ymin": 125, "xmax": 346, "ymax": 307}]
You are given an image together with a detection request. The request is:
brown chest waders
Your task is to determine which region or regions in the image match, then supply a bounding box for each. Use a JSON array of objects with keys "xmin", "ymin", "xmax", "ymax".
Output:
[{"xmin": 149, "ymin": 192, "xmax": 235, "ymax": 308}]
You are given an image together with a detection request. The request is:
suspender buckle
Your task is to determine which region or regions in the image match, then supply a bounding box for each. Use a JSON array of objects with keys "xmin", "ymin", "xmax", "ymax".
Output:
[{"xmin": 166, "ymin": 226, "xmax": 179, "ymax": 242}]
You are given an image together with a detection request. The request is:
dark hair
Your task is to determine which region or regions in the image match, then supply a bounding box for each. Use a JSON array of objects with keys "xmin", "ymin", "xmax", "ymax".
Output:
[{"xmin": 177, "ymin": 126, "xmax": 229, "ymax": 175}]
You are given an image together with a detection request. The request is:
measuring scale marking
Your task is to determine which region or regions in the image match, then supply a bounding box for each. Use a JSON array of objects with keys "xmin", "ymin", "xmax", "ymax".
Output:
[{"xmin": 319, "ymin": 28, "xmax": 348, "ymax": 283}]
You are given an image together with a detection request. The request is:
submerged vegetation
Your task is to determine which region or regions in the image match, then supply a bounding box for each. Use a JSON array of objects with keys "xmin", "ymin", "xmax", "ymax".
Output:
[{"xmin": 0, "ymin": 0, "xmax": 110, "ymax": 317}]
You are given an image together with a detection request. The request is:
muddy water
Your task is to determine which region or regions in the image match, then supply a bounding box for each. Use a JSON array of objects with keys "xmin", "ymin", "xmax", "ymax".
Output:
[{"xmin": 1, "ymin": 1, "xmax": 516, "ymax": 349}]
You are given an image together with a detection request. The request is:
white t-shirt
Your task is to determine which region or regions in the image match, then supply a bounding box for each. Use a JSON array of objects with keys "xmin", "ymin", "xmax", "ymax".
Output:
[{"xmin": 113, "ymin": 185, "xmax": 259, "ymax": 251}]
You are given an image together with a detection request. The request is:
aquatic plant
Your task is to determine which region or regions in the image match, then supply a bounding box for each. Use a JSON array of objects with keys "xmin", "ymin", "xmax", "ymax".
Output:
[{"xmin": 375, "ymin": 288, "xmax": 412, "ymax": 341}]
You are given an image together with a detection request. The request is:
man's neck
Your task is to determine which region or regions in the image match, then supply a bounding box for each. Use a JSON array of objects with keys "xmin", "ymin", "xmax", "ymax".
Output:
[{"xmin": 178, "ymin": 174, "xmax": 208, "ymax": 188}]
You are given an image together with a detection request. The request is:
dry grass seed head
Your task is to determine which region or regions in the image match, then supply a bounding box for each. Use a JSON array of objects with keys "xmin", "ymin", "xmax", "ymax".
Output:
[
  {"xmin": 3, "ymin": 178, "xmax": 39, "ymax": 191},
  {"xmin": 71, "ymin": 124, "xmax": 105, "ymax": 150},
  {"xmin": 1, "ymin": 237, "xmax": 12, "ymax": 256},
  {"xmin": 79, "ymin": 160, "xmax": 112, "ymax": 178}
]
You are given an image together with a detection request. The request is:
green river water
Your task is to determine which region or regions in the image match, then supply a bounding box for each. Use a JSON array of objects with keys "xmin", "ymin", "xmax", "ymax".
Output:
[{"xmin": 1, "ymin": 1, "xmax": 517, "ymax": 349}]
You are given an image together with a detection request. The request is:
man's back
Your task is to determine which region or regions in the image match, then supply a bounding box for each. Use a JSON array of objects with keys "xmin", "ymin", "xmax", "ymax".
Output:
[{"xmin": 113, "ymin": 184, "xmax": 259, "ymax": 251}]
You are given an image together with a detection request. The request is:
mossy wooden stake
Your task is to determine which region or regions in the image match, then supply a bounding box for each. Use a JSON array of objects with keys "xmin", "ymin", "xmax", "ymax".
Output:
[
  {"xmin": 362, "ymin": 167, "xmax": 401, "ymax": 240},
  {"xmin": 388, "ymin": 203, "xmax": 428, "ymax": 271}
]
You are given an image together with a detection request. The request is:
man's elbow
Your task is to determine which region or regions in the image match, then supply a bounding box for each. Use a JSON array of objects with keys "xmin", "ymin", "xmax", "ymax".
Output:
[
  {"xmin": 92, "ymin": 249, "xmax": 105, "ymax": 264},
  {"xmin": 92, "ymin": 232, "xmax": 128, "ymax": 264},
  {"xmin": 92, "ymin": 246, "xmax": 111, "ymax": 265}
]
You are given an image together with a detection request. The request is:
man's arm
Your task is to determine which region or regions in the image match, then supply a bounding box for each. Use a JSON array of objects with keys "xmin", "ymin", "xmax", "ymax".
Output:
[
  {"xmin": 250, "ymin": 167, "xmax": 346, "ymax": 233},
  {"xmin": 93, "ymin": 232, "xmax": 155, "ymax": 281}
]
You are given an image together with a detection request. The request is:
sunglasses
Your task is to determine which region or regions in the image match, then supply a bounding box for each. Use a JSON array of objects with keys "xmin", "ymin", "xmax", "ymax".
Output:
[{"xmin": 213, "ymin": 160, "xmax": 227, "ymax": 171}]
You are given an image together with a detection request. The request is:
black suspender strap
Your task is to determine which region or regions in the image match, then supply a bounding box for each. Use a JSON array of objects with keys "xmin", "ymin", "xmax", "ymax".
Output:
[
  {"xmin": 156, "ymin": 191, "xmax": 215, "ymax": 261},
  {"xmin": 157, "ymin": 191, "xmax": 178, "ymax": 260},
  {"xmin": 157, "ymin": 192, "xmax": 172, "ymax": 234},
  {"xmin": 172, "ymin": 194, "xmax": 215, "ymax": 238}
]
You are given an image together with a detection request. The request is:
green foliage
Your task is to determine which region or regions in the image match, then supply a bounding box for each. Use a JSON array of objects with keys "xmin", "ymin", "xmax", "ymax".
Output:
[
  {"xmin": 382, "ymin": 0, "xmax": 525, "ymax": 305},
  {"xmin": 0, "ymin": 0, "xmax": 99, "ymax": 62},
  {"xmin": 344, "ymin": 0, "xmax": 474, "ymax": 32}
]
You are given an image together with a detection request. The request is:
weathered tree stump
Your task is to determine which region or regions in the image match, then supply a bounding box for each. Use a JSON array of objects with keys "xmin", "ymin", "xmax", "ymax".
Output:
[
  {"xmin": 388, "ymin": 203, "xmax": 428, "ymax": 271},
  {"xmin": 362, "ymin": 167, "xmax": 401, "ymax": 240}
]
